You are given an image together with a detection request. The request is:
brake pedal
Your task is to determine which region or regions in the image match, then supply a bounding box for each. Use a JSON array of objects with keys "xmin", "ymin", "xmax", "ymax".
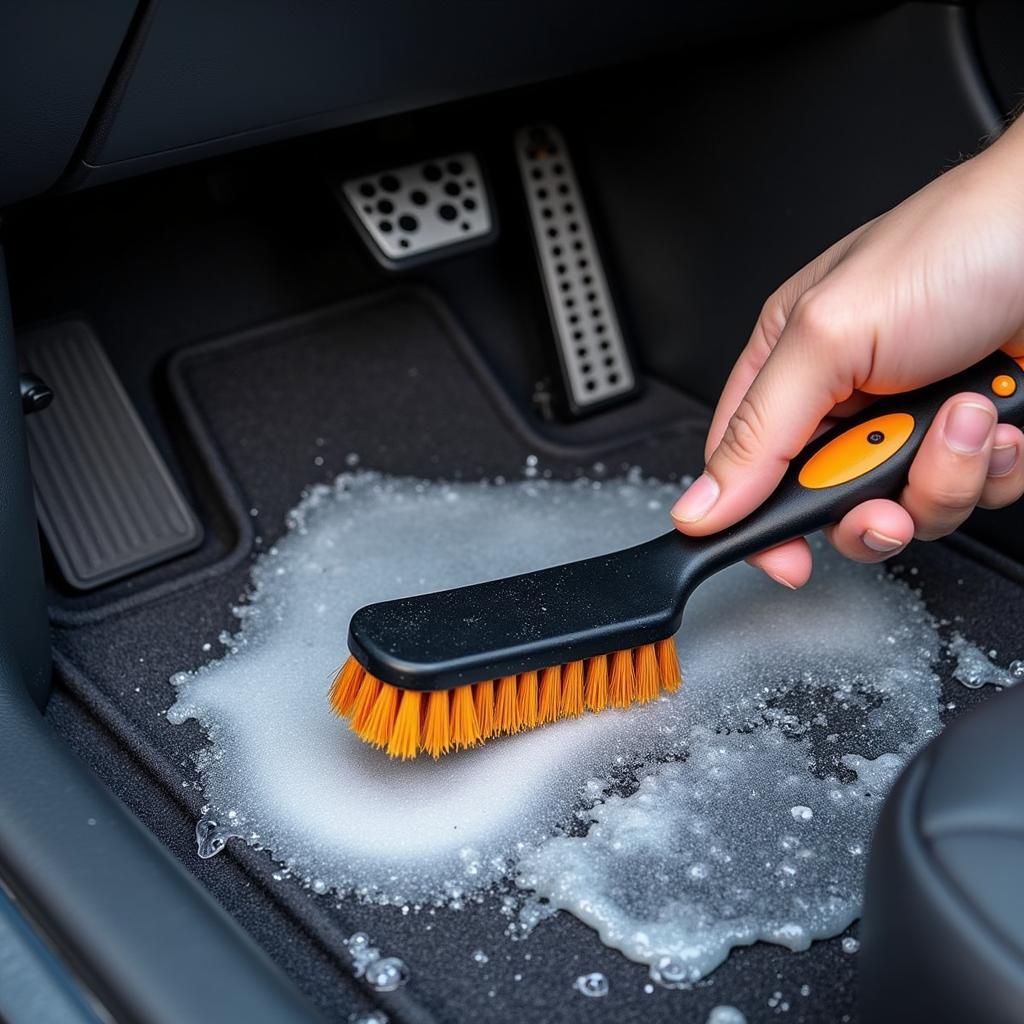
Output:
[
  {"xmin": 20, "ymin": 321, "xmax": 202, "ymax": 590},
  {"xmin": 515, "ymin": 124, "xmax": 638, "ymax": 415},
  {"xmin": 339, "ymin": 153, "xmax": 495, "ymax": 267}
]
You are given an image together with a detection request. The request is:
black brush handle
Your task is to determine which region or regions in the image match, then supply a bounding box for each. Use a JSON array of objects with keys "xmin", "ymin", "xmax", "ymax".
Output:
[
  {"xmin": 350, "ymin": 352, "xmax": 1024, "ymax": 689},
  {"xmin": 677, "ymin": 350, "xmax": 1024, "ymax": 586}
]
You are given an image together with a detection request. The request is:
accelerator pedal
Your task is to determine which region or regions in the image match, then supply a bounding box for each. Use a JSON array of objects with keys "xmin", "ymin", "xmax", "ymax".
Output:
[
  {"xmin": 515, "ymin": 124, "xmax": 638, "ymax": 415},
  {"xmin": 20, "ymin": 321, "xmax": 202, "ymax": 590}
]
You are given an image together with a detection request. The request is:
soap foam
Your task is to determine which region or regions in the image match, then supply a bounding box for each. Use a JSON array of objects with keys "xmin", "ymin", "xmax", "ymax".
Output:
[{"xmin": 169, "ymin": 470, "xmax": 951, "ymax": 972}]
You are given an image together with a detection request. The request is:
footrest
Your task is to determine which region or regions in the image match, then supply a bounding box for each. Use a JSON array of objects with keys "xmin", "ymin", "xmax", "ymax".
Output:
[{"xmin": 20, "ymin": 321, "xmax": 202, "ymax": 590}]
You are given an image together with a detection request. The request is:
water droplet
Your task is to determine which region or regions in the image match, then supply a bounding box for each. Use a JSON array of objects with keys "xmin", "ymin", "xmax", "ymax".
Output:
[
  {"xmin": 1010, "ymin": 659, "xmax": 1024, "ymax": 680},
  {"xmin": 345, "ymin": 453, "xmax": 360, "ymax": 467},
  {"xmin": 364, "ymin": 956, "xmax": 410, "ymax": 992},
  {"xmin": 650, "ymin": 954, "xmax": 694, "ymax": 988},
  {"xmin": 841, "ymin": 936, "xmax": 860, "ymax": 954},
  {"xmin": 348, "ymin": 1013, "xmax": 388, "ymax": 1024},
  {"xmin": 311, "ymin": 878, "xmax": 327, "ymax": 894},
  {"xmin": 472, "ymin": 949, "xmax": 489, "ymax": 963},
  {"xmin": 574, "ymin": 972, "xmax": 609, "ymax": 998},
  {"xmin": 706, "ymin": 1007, "xmax": 747, "ymax": 1024},
  {"xmin": 790, "ymin": 805, "xmax": 813, "ymax": 822},
  {"xmin": 195, "ymin": 817, "xmax": 240, "ymax": 858}
]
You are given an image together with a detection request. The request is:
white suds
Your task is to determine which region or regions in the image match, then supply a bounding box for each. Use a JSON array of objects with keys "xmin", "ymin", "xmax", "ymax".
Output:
[
  {"xmin": 168, "ymin": 471, "xmax": 956, "ymax": 977},
  {"xmin": 949, "ymin": 632, "xmax": 1019, "ymax": 689}
]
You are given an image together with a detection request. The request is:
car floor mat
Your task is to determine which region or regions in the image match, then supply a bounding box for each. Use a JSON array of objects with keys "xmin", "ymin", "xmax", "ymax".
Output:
[{"xmin": 44, "ymin": 286, "xmax": 1024, "ymax": 1024}]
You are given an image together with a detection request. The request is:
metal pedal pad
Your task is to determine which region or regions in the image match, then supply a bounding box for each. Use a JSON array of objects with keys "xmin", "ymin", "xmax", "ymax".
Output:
[
  {"xmin": 340, "ymin": 153, "xmax": 495, "ymax": 266},
  {"xmin": 20, "ymin": 321, "xmax": 203, "ymax": 590},
  {"xmin": 515, "ymin": 124, "xmax": 637, "ymax": 414}
]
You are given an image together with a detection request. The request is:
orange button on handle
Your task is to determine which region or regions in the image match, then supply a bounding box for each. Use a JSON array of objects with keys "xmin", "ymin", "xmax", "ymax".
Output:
[
  {"xmin": 798, "ymin": 413, "xmax": 916, "ymax": 490},
  {"xmin": 992, "ymin": 374, "xmax": 1017, "ymax": 398}
]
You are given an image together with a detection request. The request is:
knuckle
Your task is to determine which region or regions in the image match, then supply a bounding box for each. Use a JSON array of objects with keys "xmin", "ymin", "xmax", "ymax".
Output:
[
  {"xmin": 717, "ymin": 398, "xmax": 767, "ymax": 467},
  {"xmin": 909, "ymin": 487, "xmax": 978, "ymax": 540},
  {"xmin": 789, "ymin": 289, "xmax": 852, "ymax": 353},
  {"xmin": 926, "ymin": 484, "xmax": 979, "ymax": 517}
]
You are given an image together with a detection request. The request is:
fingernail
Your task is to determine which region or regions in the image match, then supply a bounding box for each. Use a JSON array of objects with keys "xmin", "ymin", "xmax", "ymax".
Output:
[
  {"xmin": 861, "ymin": 529, "xmax": 904, "ymax": 553},
  {"xmin": 944, "ymin": 402, "xmax": 995, "ymax": 454},
  {"xmin": 989, "ymin": 443, "xmax": 1019, "ymax": 478},
  {"xmin": 765, "ymin": 570, "xmax": 798, "ymax": 590},
  {"xmin": 670, "ymin": 472, "xmax": 720, "ymax": 524}
]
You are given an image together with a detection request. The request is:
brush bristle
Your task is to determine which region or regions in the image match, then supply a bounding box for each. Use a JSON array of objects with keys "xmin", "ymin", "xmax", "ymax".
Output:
[{"xmin": 329, "ymin": 638, "xmax": 683, "ymax": 759}]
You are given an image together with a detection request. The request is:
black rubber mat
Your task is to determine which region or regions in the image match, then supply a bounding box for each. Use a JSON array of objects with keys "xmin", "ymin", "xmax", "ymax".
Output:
[{"xmin": 44, "ymin": 288, "xmax": 1024, "ymax": 1024}]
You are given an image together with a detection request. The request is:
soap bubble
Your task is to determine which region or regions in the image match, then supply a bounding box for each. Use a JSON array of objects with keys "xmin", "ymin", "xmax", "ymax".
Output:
[{"xmin": 574, "ymin": 972, "xmax": 609, "ymax": 997}]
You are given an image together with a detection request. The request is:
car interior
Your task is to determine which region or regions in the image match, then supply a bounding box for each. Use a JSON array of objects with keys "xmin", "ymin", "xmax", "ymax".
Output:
[{"xmin": 3, "ymin": 3, "xmax": 1024, "ymax": 1022}]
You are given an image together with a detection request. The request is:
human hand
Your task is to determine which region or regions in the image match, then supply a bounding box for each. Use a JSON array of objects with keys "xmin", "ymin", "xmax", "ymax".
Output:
[{"xmin": 670, "ymin": 121, "xmax": 1024, "ymax": 588}]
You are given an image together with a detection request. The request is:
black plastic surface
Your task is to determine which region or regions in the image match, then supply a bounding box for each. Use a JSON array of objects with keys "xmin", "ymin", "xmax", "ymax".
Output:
[
  {"xmin": 0, "ymin": 884, "xmax": 103, "ymax": 1024},
  {"xmin": 20, "ymin": 321, "xmax": 203, "ymax": 590},
  {"xmin": 862, "ymin": 684, "xmax": 1024, "ymax": 1024},
  {"xmin": 0, "ymin": 1, "xmax": 138, "ymax": 205},
  {"xmin": 72, "ymin": 1, "xmax": 886, "ymax": 187},
  {"xmin": 0, "ymin": 250, "xmax": 51, "ymax": 709}
]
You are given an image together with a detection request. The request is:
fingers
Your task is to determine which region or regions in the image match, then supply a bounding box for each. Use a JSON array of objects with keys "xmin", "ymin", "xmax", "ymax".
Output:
[
  {"xmin": 979, "ymin": 423, "xmax": 1024, "ymax": 509},
  {"xmin": 825, "ymin": 499, "xmax": 916, "ymax": 562},
  {"xmin": 898, "ymin": 393, "xmax": 996, "ymax": 540},
  {"xmin": 751, "ymin": 409, "xmax": 1021, "ymax": 588},
  {"xmin": 746, "ymin": 537, "xmax": 814, "ymax": 589},
  {"xmin": 672, "ymin": 288, "xmax": 865, "ymax": 536}
]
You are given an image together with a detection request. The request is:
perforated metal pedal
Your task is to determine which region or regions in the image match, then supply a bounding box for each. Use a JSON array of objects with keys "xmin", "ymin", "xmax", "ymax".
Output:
[
  {"xmin": 516, "ymin": 125, "xmax": 637, "ymax": 413},
  {"xmin": 340, "ymin": 153, "xmax": 495, "ymax": 266}
]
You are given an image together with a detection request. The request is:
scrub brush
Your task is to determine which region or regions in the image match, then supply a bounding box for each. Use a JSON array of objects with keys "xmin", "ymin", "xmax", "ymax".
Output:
[{"xmin": 331, "ymin": 352, "xmax": 1024, "ymax": 758}]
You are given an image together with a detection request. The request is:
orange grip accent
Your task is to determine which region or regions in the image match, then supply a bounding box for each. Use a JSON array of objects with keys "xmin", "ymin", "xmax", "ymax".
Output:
[
  {"xmin": 798, "ymin": 413, "xmax": 916, "ymax": 490},
  {"xmin": 992, "ymin": 374, "xmax": 1018, "ymax": 398}
]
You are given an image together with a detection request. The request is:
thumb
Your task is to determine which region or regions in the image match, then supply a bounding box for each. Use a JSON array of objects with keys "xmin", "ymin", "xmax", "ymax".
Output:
[{"xmin": 671, "ymin": 296, "xmax": 862, "ymax": 536}]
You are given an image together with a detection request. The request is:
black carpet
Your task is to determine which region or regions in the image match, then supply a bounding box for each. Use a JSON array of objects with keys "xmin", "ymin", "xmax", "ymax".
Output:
[{"xmin": 42, "ymin": 288, "xmax": 1024, "ymax": 1024}]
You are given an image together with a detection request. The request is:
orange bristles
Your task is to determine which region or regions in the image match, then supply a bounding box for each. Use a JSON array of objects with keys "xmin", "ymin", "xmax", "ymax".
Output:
[
  {"xmin": 349, "ymin": 673, "xmax": 381, "ymax": 732},
  {"xmin": 516, "ymin": 670, "xmax": 539, "ymax": 730},
  {"xmin": 560, "ymin": 660, "xmax": 584, "ymax": 718},
  {"xmin": 473, "ymin": 680, "xmax": 495, "ymax": 740},
  {"xmin": 584, "ymin": 654, "xmax": 608, "ymax": 712},
  {"xmin": 656, "ymin": 637, "xmax": 682, "ymax": 691},
  {"xmin": 609, "ymin": 649, "xmax": 635, "ymax": 708},
  {"xmin": 329, "ymin": 636, "xmax": 684, "ymax": 759},
  {"xmin": 635, "ymin": 644, "xmax": 660, "ymax": 703},
  {"xmin": 495, "ymin": 675, "xmax": 520, "ymax": 734},
  {"xmin": 328, "ymin": 657, "xmax": 364, "ymax": 717},
  {"xmin": 538, "ymin": 665, "xmax": 562, "ymax": 724},
  {"xmin": 450, "ymin": 684, "xmax": 479, "ymax": 749},
  {"xmin": 387, "ymin": 689, "xmax": 422, "ymax": 759},
  {"xmin": 362, "ymin": 682, "xmax": 399, "ymax": 747},
  {"xmin": 422, "ymin": 690, "xmax": 451, "ymax": 758}
]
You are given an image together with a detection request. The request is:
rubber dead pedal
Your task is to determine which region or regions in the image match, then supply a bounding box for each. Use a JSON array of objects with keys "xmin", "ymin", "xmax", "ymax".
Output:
[
  {"xmin": 20, "ymin": 321, "xmax": 202, "ymax": 590},
  {"xmin": 338, "ymin": 152, "xmax": 495, "ymax": 266},
  {"xmin": 515, "ymin": 124, "xmax": 638, "ymax": 414}
]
